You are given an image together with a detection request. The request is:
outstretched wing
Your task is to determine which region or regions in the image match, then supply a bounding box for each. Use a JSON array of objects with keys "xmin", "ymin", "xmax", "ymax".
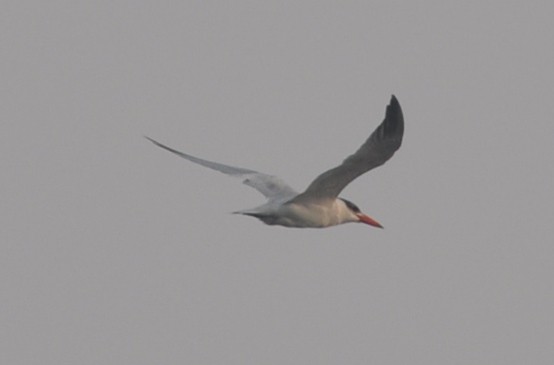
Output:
[
  {"xmin": 292, "ymin": 95, "xmax": 404, "ymax": 202},
  {"xmin": 146, "ymin": 137, "xmax": 298, "ymax": 201}
]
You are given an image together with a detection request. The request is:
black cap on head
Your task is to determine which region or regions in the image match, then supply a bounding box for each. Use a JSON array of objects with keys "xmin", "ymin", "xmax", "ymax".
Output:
[{"xmin": 339, "ymin": 198, "xmax": 361, "ymax": 214}]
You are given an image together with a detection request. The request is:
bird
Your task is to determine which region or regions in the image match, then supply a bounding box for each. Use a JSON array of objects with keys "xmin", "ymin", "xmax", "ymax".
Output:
[{"xmin": 146, "ymin": 95, "xmax": 404, "ymax": 229}]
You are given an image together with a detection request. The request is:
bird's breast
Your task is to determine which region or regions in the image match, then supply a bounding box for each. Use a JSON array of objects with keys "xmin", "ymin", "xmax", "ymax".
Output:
[{"xmin": 274, "ymin": 201, "xmax": 343, "ymax": 228}]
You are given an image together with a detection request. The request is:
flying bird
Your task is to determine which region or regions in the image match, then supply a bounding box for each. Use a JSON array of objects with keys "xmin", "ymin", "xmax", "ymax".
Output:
[{"xmin": 147, "ymin": 95, "xmax": 404, "ymax": 228}]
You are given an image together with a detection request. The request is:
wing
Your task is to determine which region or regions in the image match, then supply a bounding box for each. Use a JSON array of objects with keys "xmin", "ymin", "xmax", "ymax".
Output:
[
  {"xmin": 292, "ymin": 95, "xmax": 404, "ymax": 202},
  {"xmin": 145, "ymin": 137, "xmax": 298, "ymax": 201}
]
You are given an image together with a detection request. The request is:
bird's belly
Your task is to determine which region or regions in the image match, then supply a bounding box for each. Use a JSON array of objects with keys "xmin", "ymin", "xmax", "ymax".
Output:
[{"xmin": 273, "ymin": 203, "xmax": 340, "ymax": 228}]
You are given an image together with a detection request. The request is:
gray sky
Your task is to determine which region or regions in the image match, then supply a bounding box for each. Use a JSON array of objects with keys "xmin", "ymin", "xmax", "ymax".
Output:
[{"xmin": 2, "ymin": 1, "xmax": 554, "ymax": 364}]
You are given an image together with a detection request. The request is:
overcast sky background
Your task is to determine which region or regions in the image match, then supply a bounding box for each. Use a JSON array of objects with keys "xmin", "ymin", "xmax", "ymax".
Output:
[{"xmin": 2, "ymin": 1, "xmax": 554, "ymax": 364}]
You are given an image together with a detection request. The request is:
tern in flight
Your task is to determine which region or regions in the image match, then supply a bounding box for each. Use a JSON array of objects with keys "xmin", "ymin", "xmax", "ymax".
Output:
[{"xmin": 147, "ymin": 95, "xmax": 404, "ymax": 228}]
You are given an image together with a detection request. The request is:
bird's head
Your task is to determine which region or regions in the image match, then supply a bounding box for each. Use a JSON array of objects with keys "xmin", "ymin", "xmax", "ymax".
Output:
[{"xmin": 339, "ymin": 198, "xmax": 383, "ymax": 228}]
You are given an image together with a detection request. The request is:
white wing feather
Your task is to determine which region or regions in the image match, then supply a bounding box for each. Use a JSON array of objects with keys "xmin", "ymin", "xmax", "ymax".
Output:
[{"xmin": 145, "ymin": 137, "xmax": 298, "ymax": 201}]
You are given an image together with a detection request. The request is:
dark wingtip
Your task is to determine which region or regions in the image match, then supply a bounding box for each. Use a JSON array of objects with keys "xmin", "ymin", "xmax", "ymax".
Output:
[
  {"xmin": 144, "ymin": 136, "xmax": 181, "ymax": 155},
  {"xmin": 383, "ymin": 95, "xmax": 401, "ymax": 123},
  {"xmin": 144, "ymin": 135, "xmax": 158, "ymax": 145},
  {"xmin": 385, "ymin": 95, "xmax": 404, "ymax": 126},
  {"xmin": 379, "ymin": 94, "xmax": 404, "ymax": 144},
  {"xmin": 144, "ymin": 136, "xmax": 168, "ymax": 150},
  {"xmin": 388, "ymin": 94, "xmax": 401, "ymax": 112}
]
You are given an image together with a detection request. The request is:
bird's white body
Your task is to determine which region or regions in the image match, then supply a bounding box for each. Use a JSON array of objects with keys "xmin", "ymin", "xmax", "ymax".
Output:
[
  {"xmin": 147, "ymin": 95, "xmax": 404, "ymax": 229},
  {"xmin": 236, "ymin": 198, "xmax": 359, "ymax": 228}
]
